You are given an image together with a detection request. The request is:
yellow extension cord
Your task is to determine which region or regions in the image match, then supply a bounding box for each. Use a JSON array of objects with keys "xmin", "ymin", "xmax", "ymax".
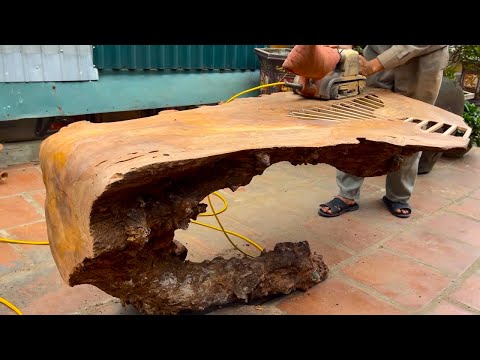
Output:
[{"xmin": 0, "ymin": 81, "xmax": 286, "ymax": 315}]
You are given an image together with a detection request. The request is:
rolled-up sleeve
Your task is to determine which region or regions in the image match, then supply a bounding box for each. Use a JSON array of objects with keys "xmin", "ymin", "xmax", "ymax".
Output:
[{"xmin": 377, "ymin": 45, "xmax": 448, "ymax": 69}]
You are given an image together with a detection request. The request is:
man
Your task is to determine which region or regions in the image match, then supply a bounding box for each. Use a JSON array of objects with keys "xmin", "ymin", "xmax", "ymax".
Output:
[{"xmin": 318, "ymin": 45, "xmax": 449, "ymax": 218}]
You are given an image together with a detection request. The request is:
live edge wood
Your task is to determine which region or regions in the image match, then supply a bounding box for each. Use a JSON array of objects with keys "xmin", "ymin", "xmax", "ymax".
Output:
[{"xmin": 40, "ymin": 89, "xmax": 470, "ymax": 314}]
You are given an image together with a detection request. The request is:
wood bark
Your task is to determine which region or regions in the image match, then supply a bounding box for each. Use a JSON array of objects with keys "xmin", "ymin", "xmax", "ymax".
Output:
[
  {"xmin": 39, "ymin": 89, "xmax": 470, "ymax": 314},
  {"xmin": 72, "ymin": 240, "xmax": 327, "ymax": 314}
]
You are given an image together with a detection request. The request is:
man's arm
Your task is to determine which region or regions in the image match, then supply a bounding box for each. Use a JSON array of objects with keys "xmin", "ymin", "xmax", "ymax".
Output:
[
  {"xmin": 374, "ymin": 45, "xmax": 448, "ymax": 70},
  {"xmin": 359, "ymin": 45, "xmax": 448, "ymax": 77}
]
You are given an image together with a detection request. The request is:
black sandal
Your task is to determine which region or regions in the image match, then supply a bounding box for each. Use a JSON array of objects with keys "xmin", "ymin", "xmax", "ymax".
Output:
[
  {"xmin": 382, "ymin": 196, "xmax": 412, "ymax": 218},
  {"xmin": 318, "ymin": 197, "xmax": 359, "ymax": 218}
]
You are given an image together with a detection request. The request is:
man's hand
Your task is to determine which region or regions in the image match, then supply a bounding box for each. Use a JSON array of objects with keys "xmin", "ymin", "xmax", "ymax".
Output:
[
  {"xmin": 321, "ymin": 46, "xmax": 385, "ymax": 77},
  {"xmin": 359, "ymin": 55, "xmax": 384, "ymax": 77}
]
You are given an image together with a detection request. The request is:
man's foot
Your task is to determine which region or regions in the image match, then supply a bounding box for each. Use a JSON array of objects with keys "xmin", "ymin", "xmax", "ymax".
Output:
[
  {"xmin": 382, "ymin": 196, "xmax": 411, "ymax": 218},
  {"xmin": 318, "ymin": 196, "xmax": 359, "ymax": 218}
]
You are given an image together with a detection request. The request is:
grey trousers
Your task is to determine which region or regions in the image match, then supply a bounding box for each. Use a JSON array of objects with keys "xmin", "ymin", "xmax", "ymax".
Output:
[
  {"xmin": 335, "ymin": 46, "xmax": 448, "ymax": 203},
  {"xmin": 337, "ymin": 152, "xmax": 422, "ymax": 202}
]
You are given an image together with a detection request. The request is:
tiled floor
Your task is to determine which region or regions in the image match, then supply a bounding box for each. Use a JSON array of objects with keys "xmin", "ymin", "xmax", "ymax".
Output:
[{"xmin": 1, "ymin": 149, "xmax": 480, "ymax": 315}]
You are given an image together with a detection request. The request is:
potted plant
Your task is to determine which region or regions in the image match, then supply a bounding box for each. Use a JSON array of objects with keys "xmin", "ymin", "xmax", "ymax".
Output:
[
  {"xmin": 444, "ymin": 46, "xmax": 480, "ymax": 76},
  {"xmin": 433, "ymin": 45, "xmax": 480, "ymax": 159},
  {"xmin": 443, "ymin": 100, "xmax": 480, "ymax": 158},
  {"xmin": 461, "ymin": 100, "xmax": 480, "ymax": 151},
  {"xmin": 463, "ymin": 101, "xmax": 480, "ymax": 147}
]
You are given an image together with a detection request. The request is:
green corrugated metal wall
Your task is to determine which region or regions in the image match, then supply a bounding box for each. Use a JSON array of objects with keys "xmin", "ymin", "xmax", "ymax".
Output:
[
  {"xmin": 93, "ymin": 45, "xmax": 265, "ymax": 70},
  {"xmin": 0, "ymin": 45, "xmax": 266, "ymax": 122}
]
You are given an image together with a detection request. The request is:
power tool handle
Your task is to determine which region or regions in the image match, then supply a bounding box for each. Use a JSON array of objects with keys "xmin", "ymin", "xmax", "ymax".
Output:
[{"xmin": 284, "ymin": 82, "xmax": 304, "ymax": 91}]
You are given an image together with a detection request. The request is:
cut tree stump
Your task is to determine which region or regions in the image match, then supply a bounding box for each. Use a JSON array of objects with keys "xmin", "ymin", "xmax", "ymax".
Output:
[{"xmin": 39, "ymin": 89, "xmax": 470, "ymax": 314}]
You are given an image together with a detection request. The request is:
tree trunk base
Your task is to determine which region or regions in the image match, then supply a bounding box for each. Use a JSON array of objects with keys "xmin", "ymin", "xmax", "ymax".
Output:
[{"xmin": 71, "ymin": 240, "xmax": 328, "ymax": 315}]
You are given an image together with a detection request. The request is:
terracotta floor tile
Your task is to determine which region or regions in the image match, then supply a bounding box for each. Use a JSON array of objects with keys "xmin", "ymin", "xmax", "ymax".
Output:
[
  {"xmin": 343, "ymin": 197, "xmax": 425, "ymax": 232},
  {"xmin": 262, "ymin": 162, "xmax": 337, "ymax": 182},
  {"xmin": 208, "ymin": 304, "xmax": 284, "ymax": 315},
  {"xmin": 0, "ymin": 196, "xmax": 44, "ymax": 229},
  {"xmin": 350, "ymin": 182, "xmax": 384, "ymax": 196},
  {"xmin": 176, "ymin": 214, "xmax": 264, "ymax": 262},
  {"xmin": 3, "ymin": 264, "xmax": 114, "ymax": 315},
  {"xmin": 0, "ymin": 304, "xmax": 18, "ymax": 315},
  {"xmin": 79, "ymin": 300, "xmax": 140, "ymax": 315},
  {"xmin": 384, "ymin": 229, "xmax": 480, "ymax": 276},
  {"xmin": 277, "ymin": 277, "xmax": 404, "ymax": 315},
  {"xmin": 417, "ymin": 212, "xmax": 480, "ymax": 247},
  {"xmin": 363, "ymin": 176, "xmax": 387, "ymax": 190},
  {"xmin": 23, "ymin": 285, "xmax": 112, "ymax": 315},
  {"xmin": 341, "ymin": 250, "xmax": 451, "ymax": 309},
  {"xmin": 409, "ymin": 192, "xmax": 452, "ymax": 214},
  {"xmin": 470, "ymin": 189, "xmax": 480, "ymax": 200},
  {"xmin": 30, "ymin": 191, "xmax": 46, "ymax": 210},
  {"xmin": 2, "ymin": 163, "xmax": 39, "ymax": 171},
  {"xmin": 446, "ymin": 197, "xmax": 480, "ymax": 221},
  {"xmin": 307, "ymin": 240, "xmax": 352, "ymax": 268},
  {"xmin": 0, "ymin": 244, "xmax": 22, "ymax": 272},
  {"xmin": 175, "ymin": 228, "xmax": 237, "ymax": 262},
  {"xmin": 425, "ymin": 301, "xmax": 477, "ymax": 315},
  {"xmin": 7, "ymin": 221, "xmax": 52, "ymax": 265},
  {"xmin": 438, "ymin": 150, "xmax": 480, "ymax": 173},
  {"xmin": 417, "ymin": 166, "xmax": 479, "ymax": 191},
  {"xmin": 304, "ymin": 215, "xmax": 389, "ymax": 253},
  {"xmin": 413, "ymin": 176, "xmax": 471, "ymax": 201},
  {"xmin": 0, "ymin": 167, "xmax": 45, "ymax": 197},
  {"xmin": 7, "ymin": 221, "xmax": 48, "ymax": 241},
  {"xmin": 449, "ymin": 272, "xmax": 480, "ymax": 311}
]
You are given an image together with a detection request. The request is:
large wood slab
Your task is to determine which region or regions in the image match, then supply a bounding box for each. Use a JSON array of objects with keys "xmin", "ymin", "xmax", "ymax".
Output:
[{"xmin": 39, "ymin": 89, "xmax": 470, "ymax": 314}]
